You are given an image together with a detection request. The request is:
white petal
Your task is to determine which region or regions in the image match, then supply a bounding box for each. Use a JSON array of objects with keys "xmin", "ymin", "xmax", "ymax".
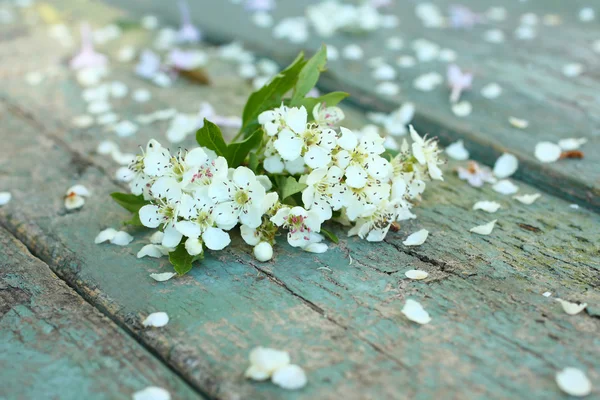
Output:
[
  {"xmin": 245, "ymin": 365, "xmax": 271, "ymax": 381},
  {"xmin": 304, "ymin": 146, "xmax": 331, "ymax": 169},
  {"xmin": 240, "ymin": 225, "xmax": 261, "ymax": 246},
  {"xmin": 67, "ymin": 184, "xmax": 91, "ymax": 197},
  {"xmin": 470, "ymin": 219, "xmax": 497, "ymax": 235},
  {"xmin": 65, "ymin": 195, "xmax": 85, "ymax": 210},
  {"xmin": 451, "ymin": 101, "xmax": 472, "ymax": 117},
  {"xmin": 481, "ymin": 83, "xmax": 502, "ymax": 99},
  {"xmin": 556, "ymin": 368, "xmax": 592, "ymax": 397},
  {"xmin": 132, "ymin": 386, "xmax": 171, "ymax": 400},
  {"xmin": 493, "ymin": 153, "xmax": 519, "ymax": 178},
  {"xmin": 445, "ymin": 140, "xmax": 469, "ymax": 160},
  {"xmin": 264, "ymin": 155, "xmax": 285, "ymax": 173},
  {"xmin": 95, "ymin": 228, "xmax": 118, "ymax": 244},
  {"xmin": 249, "ymin": 347, "xmax": 291, "ymax": 374},
  {"xmin": 150, "ymin": 231, "xmax": 164, "ymax": 244},
  {"xmin": 185, "ymin": 237, "xmax": 204, "ymax": 256},
  {"xmin": 337, "ymin": 127, "xmax": 358, "ymax": 150},
  {"xmin": 405, "ymin": 270, "xmax": 429, "ymax": 280},
  {"xmin": 303, "ymin": 242, "xmax": 328, "ymax": 253},
  {"xmin": 284, "ymin": 106, "xmax": 307, "ymax": 134},
  {"xmin": 213, "ymin": 202, "xmax": 239, "ymax": 230},
  {"xmin": 271, "ymin": 365, "xmax": 307, "ymax": 390},
  {"xmin": 142, "ymin": 312, "xmax": 169, "ymax": 327},
  {"xmin": 253, "ymin": 242, "xmax": 274, "ymax": 262},
  {"xmin": 513, "ymin": 193, "xmax": 541, "ymax": 205},
  {"xmin": 202, "ymin": 227, "xmax": 231, "ymax": 250},
  {"xmin": 110, "ymin": 231, "xmax": 134, "ymax": 246},
  {"xmin": 535, "ymin": 142, "xmax": 562, "ymax": 163},
  {"xmin": 274, "ymin": 130, "xmax": 303, "ymax": 161},
  {"xmin": 401, "ymin": 299, "xmax": 431, "ymax": 324},
  {"xmin": 473, "ymin": 201, "xmax": 501, "ymax": 213},
  {"xmin": 162, "ymin": 224, "xmax": 183, "ymax": 248},
  {"xmin": 149, "ymin": 272, "xmax": 176, "ymax": 282},
  {"xmin": 508, "ymin": 117, "xmax": 529, "ymax": 129},
  {"xmin": 139, "ymin": 205, "xmax": 162, "ymax": 228},
  {"xmin": 402, "ymin": 229, "xmax": 429, "ymax": 246},
  {"xmin": 232, "ymin": 166, "xmax": 256, "ymax": 187},
  {"xmin": 556, "ymin": 298, "xmax": 587, "ymax": 315},
  {"xmin": 345, "ymin": 165, "xmax": 368, "ymax": 189},
  {"xmin": 137, "ymin": 244, "xmax": 165, "ymax": 259},
  {"xmin": 0, "ymin": 192, "xmax": 12, "ymax": 206},
  {"xmin": 558, "ymin": 138, "xmax": 587, "ymax": 151},
  {"xmin": 151, "ymin": 177, "xmax": 182, "ymax": 202},
  {"xmin": 175, "ymin": 221, "xmax": 201, "ymax": 238},
  {"xmin": 492, "ymin": 180, "xmax": 519, "ymax": 195}
]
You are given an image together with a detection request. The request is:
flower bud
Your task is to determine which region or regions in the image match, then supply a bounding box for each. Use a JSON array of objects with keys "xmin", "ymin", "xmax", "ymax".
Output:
[{"xmin": 253, "ymin": 242, "xmax": 273, "ymax": 262}]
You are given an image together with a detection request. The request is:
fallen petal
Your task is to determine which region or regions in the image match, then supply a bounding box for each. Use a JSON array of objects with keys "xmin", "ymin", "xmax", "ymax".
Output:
[
  {"xmin": 492, "ymin": 180, "xmax": 519, "ymax": 195},
  {"xmin": 95, "ymin": 228, "xmax": 118, "ymax": 244},
  {"xmin": 556, "ymin": 298, "xmax": 587, "ymax": 315},
  {"xmin": 403, "ymin": 229, "xmax": 429, "ymax": 246},
  {"xmin": 470, "ymin": 219, "xmax": 497, "ymax": 235},
  {"xmin": 401, "ymin": 299, "xmax": 431, "ymax": 324},
  {"xmin": 556, "ymin": 367, "xmax": 592, "ymax": 397},
  {"xmin": 271, "ymin": 364, "xmax": 308, "ymax": 390},
  {"xmin": 535, "ymin": 142, "xmax": 562, "ymax": 163},
  {"xmin": 473, "ymin": 201, "xmax": 501, "ymax": 213},
  {"xmin": 445, "ymin": 140, "xmax": 469, "ymax": 160},
  {"xmin": 110, "ymin": 231, "xmax": 134, "ymax": 246},
  {"xmin": 150, "ymin": 272, "xmax": 177, "ymax": 282},
  {"xmin": 142, "ymin": 312, "xmax": 169, "ymax": 327},
  {"xmin": 513, "ymin": 193, "xmax": 541, "ymax": 205},
  {"xmin": 132, "ymin": 386, "xmax": 171, "ymax": 400},
  {"xmin": 493, "ymin": 153, "xmax": 519, "ymax": 178},
  {"xmin": 405, "ymin": 270, "xmax": 429, "ymax": 280}
]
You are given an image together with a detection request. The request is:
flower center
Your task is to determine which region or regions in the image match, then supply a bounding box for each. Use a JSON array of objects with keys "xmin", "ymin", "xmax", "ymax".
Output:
[
  {"xmin": 235, "ymin": 189, "xmax": 250, "ymax": 205},
  {"xmin": 195, "ymin": 210, "xmax": 213, "ymax": 230}
]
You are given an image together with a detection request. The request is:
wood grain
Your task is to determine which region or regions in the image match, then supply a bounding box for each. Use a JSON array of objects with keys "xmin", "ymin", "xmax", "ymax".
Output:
[{"xmin": 0, "ymin": 227, "xmax": 203, "ymax": 400}]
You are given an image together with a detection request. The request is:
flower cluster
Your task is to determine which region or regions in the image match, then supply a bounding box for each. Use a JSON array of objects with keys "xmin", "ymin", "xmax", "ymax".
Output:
[
  {"xmin": 257, "ymin": 104, "xmax": 443, "ymax": 243},
  {"xmin": 111, "ymin": 48, "xmax": 444, "ymax": 274}
]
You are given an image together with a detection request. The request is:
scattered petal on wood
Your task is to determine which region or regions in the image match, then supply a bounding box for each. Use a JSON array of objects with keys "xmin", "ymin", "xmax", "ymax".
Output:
[
  {"xmin": 271, "ymin": 365, "xmax": 308, "ymax": 390},
  {"xmin": 149, "ymin": 272, "xmax": 177, "ymax": 282},
  {"xmin": 0, "ymin": 192, "xmax": 12, "ymax": 206},
  {"xmin": 556, "ymin": 368, "xmax": 592, "ymax": 397},
  {"xmin": 451, "ymin": 101, "xmax": 472, "ymax": 117},
  {"xmin": 132, "ymin": 386, "xmax": 171, "ymax": 400},
  {"xmin": 481, "ymin": 83, "xmax": 502, "ymax": 99},
  {"xmin": 543, "ymin": 292, "xmax": 552, "ymax": 297},
  {"xmin": 401, "ymin": 299, "xmax": 431, "ymax": 324},
  {"xmin": 562, "ymin": 63, "xmax": 584, "ymax": 77},
  {"xmin": 493, "ymin": 153, "xmax": 518, "ymax": 178},
  {"xmin": 509, "ymin": 117, "xmax": 529, "ymax": 129},
  {"xmin": 470, "ymin": 219, "xmax": 497, "ymax": 235},
  {"xmin": 138, "ymin": 244, "xmax": 166, "ymax": 259},
  {"xmin": 535, "ymin": 142, "xmax": 562, "ymax": 163},
  {"xmin": 492, "ymin": 180, "xmax": 519, "ymax": 195},
  {"xmin": 95, "ymin": 228, "xmax": 118, "ymax": 244},
  {"xmin": 110, "ymin": 231, "xmax": 134, "ymax": 246},
  {"xmin": 558, "ymin": 138, "xmax": 587, "ymax": 151},
  {"xmin": 473, "ymin": 201, "xmax": 501, "ymax": 213},
  {"xmin": 142, "ymin": 312, "xmax": 169, "ymax": 327},
  {"xmin": 445, "ymin": 140, "xmax": 469, "ymax": 160},
  {"xmin": 513, "ymin": 193, "xmax": 541, "ymax": 205},
  {"xmin": 405, "ymin": 270, "xmax": 429, "ymax": 280},
  {"xmin": 556, "ymin": 299, "xmax": 587, "ymax": 315},
  {"xmin": 403, "ymin": 229, "xmax": 429, "ymax": 246}
]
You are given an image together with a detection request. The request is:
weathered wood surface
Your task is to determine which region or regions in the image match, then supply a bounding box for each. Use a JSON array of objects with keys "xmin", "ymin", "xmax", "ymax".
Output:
[
  {"xmin": 1, "ymin": 1, "xmax": 599, "ymax": 399},
  {"xmin": 108, "ymin": 0, "xmax": 600, "ymax": 211},
  {"xmin": 0, "ymin": 226, "xmax": 202, "ymax": 400}
]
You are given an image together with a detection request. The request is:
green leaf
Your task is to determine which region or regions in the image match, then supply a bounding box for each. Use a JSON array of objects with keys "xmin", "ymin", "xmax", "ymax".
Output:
[
  {"xmin": 169, "ymin": 242, "xmax": 199, "ymax": 275},
  {"xmin": 111, "ymin": 192, "xmax": 149, "ymax": 213},
  {"xmin": 291, "ymin": 45, "xmax": 328, "ymax": 105},
  {"xmin": 123, "ymin": 213, "xmax": 144, "ymax": 227},
  {"xmin": 320, "ymin": 227, "xmax": 339, "ymax": 244},
  {"xmin": 276, "ymin": 176, "xmax": 307, "ymax": 202},
  {"xmin": 248, "ymin": 152, "xmax": 260, "ymax": 173},
  {"xmin": 226, "ymin": 129, "xmax": 263, "ymax": 168},
  {"xmin": 240, "ymin": 52, "xmax": 306, "ymax": 136},
  {"xmin": 297, "ymin": 91, "xmax": 349, "ymax": 117},
  {"xmin": 195, "ymin": 119, "xmax": 229, "ymax": 157},
  {"xmin": 196, "ymin": 121, "xmax": 263, "ymax": 168}
]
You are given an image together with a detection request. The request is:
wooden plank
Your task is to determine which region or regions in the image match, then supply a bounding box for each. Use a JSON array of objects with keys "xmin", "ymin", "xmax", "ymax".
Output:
[
  {"xmin": 1, "ymin": 2, "xmax": 599, "ymax": 398},
  {"xmin": 104, "ymin": 0, "xmax": 600, "ymax": 211},
  {"xmin": 0, "ymin": 227, "xmax": 203, "ymax": 400}
]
